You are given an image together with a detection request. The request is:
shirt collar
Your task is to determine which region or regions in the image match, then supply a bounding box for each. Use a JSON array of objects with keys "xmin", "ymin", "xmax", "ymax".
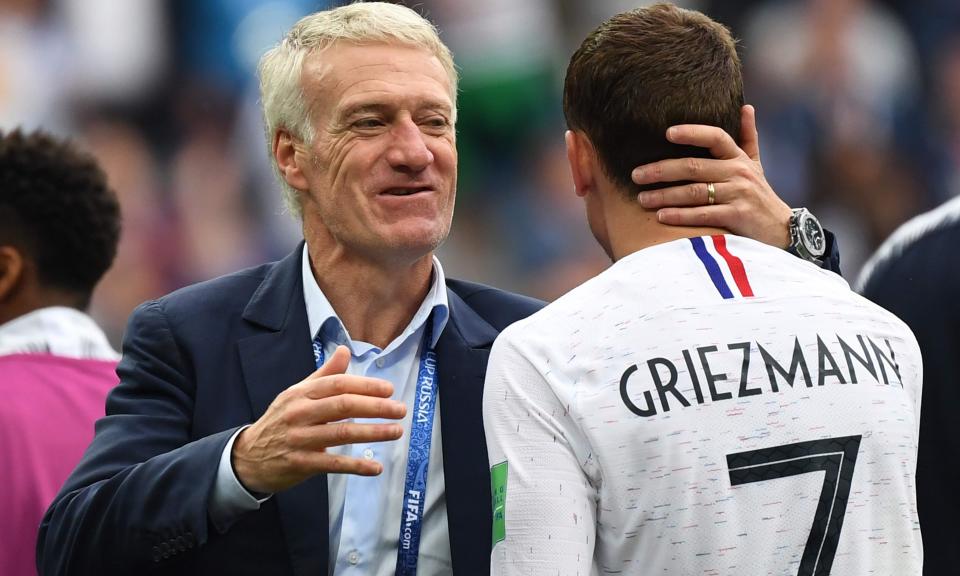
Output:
[
  {"xmin": 301, "ymin": 245, "xmax": 449, "ymax": 355},
  {"xmin": 0, "ymin": 306, "xmax": 119, "ymax": 360}
]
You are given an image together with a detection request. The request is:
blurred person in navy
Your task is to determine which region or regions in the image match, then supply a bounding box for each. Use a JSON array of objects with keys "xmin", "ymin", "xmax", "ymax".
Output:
[
  {"xmin": 0, "ymin": 128, "xmax": 121, "ymax": 576},
  {"xmin": 858, "ymin": 195, "xmax": 960, "ymax": 576},
  {"xmin": 37, "ymin": 3, "xmax": 840, "ymax": 575}
]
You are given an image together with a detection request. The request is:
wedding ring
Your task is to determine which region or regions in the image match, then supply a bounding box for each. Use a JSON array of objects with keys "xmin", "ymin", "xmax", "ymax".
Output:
[{"xmin": 706, "ymin": 182, "xmax": 716, "ymax": 205}]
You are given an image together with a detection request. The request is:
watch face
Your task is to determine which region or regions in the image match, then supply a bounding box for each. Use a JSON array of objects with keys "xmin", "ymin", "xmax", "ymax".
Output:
[{"xmin": 800, "ymin": 214, "xmax": 825, "ymax": 256}]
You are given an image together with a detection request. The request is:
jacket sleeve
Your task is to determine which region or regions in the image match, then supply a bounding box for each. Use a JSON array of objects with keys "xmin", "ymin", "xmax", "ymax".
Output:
[
  {"xmin": 37, "ymin": 299, "xmax": 240, "ymax": 574},
  {"xmin": 819, "ymin": 229, "xmax": 842, "ymax": 275}
]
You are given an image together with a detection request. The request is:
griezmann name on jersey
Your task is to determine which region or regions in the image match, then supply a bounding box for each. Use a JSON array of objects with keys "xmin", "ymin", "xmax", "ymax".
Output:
[{"xmin": 483, "ymin": 235, "xmax": 922, "ymax": 576}]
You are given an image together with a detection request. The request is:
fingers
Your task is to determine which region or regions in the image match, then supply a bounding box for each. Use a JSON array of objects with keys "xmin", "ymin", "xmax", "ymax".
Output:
[
  {"xmin": 632, "ymin": 156, "xmax": 738, "ymax": 187},
  {"xmin": 314, "ymin": 345, "xmax": 350, "ymax": 377},
  {"xmin": 290, "ymin": 421, "xmax": 404, "ymax": 450},
  {"xmin": 665, "ymin": 124, "xmax": 744, "ymax": 160},
  {"xmin": 290, "ymin": 373, "xmax": 406, "ymax": 426},
  {"xmin": 655, "ymin": 205, "xmax": 738, "ymax": 229},
  {"xmin": 318, "ymin": 421, "xmax": 404, "ymax": 448},
  {"xmin": 740, "ymin": 104, "xmax": 761, "ymax": 162},
  {"xmin": 309, "ymin": 393, "xmax": 407, "ymax": 423},
  {"xmin": 297, "ymin": 451, "xmax": 386, "ymax": 476},
  {"xmin": 290, "ymin": 421, "xmax": 406, "ymax": 477},
  {"xmin": 305, "ymin": 347, "xmax": 396, "ymax": 400},
  {"xmin": 302, "ymin": 371, "xmax": 396, "ymax": 400},
  {"xmin": 638, "ymin": 182, "xmax": 720, "ymax": 209}
]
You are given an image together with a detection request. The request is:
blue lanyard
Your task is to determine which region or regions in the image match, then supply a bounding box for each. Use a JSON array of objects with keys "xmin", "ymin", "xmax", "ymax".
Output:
[{"xmin": 312, "ymin": 318, "xmax": 438, "ymax": 576}]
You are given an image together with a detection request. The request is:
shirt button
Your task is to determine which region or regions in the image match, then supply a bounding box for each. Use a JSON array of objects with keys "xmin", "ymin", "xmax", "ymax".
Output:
[
  {"xmin": 348, "ymin": 550, "xmax": 360, "ymax": 565},
  {"xmin": 376, "ymin": 358, "xmax": 385, "ymax": 368},
  {"xmin": 363, "ymin": 448, "xmax": 374, "ymax": 460}
]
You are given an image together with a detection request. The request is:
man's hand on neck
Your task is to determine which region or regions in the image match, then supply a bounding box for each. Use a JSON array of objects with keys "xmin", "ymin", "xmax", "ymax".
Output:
[{"xmin": 603, "ymin": 189, "xmax": 729, "ymax": 262}]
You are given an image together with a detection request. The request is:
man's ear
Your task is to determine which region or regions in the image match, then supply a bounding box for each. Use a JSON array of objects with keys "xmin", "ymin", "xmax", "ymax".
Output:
[
  {"xmin": 0, "ymin": 246, "xmax": 24, "ymax": 303},
  {"xmin": 565, "ymin": 130, "xmax": 596, "ymax": 198},
  {"xmin": 273, "ymin": 129, "xmax": 310, "ymax": 192}
]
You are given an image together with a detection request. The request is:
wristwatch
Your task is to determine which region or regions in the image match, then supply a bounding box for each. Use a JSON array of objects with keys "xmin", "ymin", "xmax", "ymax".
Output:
[{"xmin": 787, "ymin": 207, "xmax": 826, "ymax": 264}]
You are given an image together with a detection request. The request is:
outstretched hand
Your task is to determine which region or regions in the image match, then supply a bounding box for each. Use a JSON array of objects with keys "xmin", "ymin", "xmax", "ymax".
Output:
[
  {"xmin": 232, "ymin": 346, "xmax": 407, "ymax": 494},
  {"xmin": 632, "ymin": 105, "xmax": 792, "ymax": 249}
]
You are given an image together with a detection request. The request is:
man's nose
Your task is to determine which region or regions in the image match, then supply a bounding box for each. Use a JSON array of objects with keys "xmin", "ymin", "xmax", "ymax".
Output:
[{"xmin": 386, "ymin": 120, "xmax": 434, "ymax": 173}]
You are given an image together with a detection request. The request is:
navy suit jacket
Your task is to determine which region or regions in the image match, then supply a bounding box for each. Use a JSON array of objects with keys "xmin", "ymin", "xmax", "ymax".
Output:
[
  {"xmin": 858, "ymin": 202, "xmax": 960, "ymax": 576},
  {"xmin": 38, "ymin": 244, "xmax": 543, "ymax": 575}
]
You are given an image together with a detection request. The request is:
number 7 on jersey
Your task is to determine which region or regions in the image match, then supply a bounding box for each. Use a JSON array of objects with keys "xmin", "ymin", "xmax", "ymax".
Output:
[{"xmin": 726, "ymin": 435, "xmax": 862, "ymax": 576}]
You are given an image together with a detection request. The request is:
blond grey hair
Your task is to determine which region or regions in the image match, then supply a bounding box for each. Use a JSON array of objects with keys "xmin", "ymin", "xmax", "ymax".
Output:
[{"xmin": 258, "ymin": 2, "xmax": 458, "ymax": 216}]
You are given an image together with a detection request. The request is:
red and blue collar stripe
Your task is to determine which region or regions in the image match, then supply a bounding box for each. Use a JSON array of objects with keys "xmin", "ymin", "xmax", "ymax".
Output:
[{"xmin": 689, "ymin": 235, "xmax": 755, "ymax": 299}]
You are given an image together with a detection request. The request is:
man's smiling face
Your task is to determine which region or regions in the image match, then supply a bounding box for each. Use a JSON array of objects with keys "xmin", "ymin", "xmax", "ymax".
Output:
[{"xmin": 297, "ymin": 42, "xmax": 457, "ymax": 265}]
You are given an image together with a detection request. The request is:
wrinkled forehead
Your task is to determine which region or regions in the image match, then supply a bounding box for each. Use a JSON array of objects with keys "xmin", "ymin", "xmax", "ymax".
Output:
[{"xmin": 301, "ymin": 41, "xmax": 455, "ymax": 115}]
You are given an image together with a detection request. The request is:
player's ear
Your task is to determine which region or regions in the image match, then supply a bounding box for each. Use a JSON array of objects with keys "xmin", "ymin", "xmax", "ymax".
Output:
[
  {"xmin": 565, "ymin": 130, "xmax": 596, "ymax": 198},
  {"xmin": 273, "ymin": 129, "xmax": 310, "ymax": 192},
  {"xmin": 0, "ymin": 246, "xmax": 25, "ymax": 303}
]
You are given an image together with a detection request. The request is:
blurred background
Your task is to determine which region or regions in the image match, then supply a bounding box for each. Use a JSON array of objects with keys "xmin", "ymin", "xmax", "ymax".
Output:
[{"xmin": 1, "ymin": 0, "xmax": 958, "ymax": 346}]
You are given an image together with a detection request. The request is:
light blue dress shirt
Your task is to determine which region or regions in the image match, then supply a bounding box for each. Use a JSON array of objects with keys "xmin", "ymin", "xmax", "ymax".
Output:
[{"xmin": 210, "ymin": 245, "xmax": 452, "ymax": 575}]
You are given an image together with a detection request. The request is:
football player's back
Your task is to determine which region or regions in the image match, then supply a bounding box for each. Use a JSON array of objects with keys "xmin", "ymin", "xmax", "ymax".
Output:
[
  {"xmin": 484, "ymin": 235, "xmax": 922, "ymax": 575},
  {"xmin": 485, "ymin": 5, "xmax": 922, "ymax": 575}
]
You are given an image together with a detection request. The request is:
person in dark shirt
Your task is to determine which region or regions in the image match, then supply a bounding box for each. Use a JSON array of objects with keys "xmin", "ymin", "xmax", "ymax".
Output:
[{"xmin": 857, "ymin": 195, "xmax": 960, "ymax": 576}]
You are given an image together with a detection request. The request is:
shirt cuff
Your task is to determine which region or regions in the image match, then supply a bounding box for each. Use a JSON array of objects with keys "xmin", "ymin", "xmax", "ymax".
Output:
[{"xmin": 208, "ymin": 425, "xmax": 272, "ymax": 533}]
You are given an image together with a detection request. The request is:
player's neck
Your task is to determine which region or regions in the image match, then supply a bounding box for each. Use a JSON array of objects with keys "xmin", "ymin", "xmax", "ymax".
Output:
[
  {"xmin": 604, "ymin": 195, "xmax": 728, "ymax": 262},
  {"xmin": 306, "ymin": 242, "xmax": 434, "ymax": 349},
  {"xmin": 0, "ymin": 281, "xmax": 86, "ymax": 327}
]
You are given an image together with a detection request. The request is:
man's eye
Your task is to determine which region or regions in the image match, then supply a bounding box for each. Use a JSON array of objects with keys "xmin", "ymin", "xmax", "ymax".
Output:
[
  {"xmin": 423, "ymin": 117, "xmax": 450, "ymax": 129},
  {"xmin": 353, "ymin": 118, "xmax": 384, "ymax": 129}
]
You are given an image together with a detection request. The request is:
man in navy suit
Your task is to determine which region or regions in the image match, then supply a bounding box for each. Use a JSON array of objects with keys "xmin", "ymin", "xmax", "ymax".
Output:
[{"xmin": 37, "ymin": 3, "xmax": 839, "ymax": 575}]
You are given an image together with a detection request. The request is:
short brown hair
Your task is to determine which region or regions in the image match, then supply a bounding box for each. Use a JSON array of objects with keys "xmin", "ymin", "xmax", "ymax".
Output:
[{"xmin": 563, "ymin": 3, "xmax": 743, "ymax": 193}]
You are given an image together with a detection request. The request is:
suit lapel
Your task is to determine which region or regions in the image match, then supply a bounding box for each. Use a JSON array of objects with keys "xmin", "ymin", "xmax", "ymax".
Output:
[
  {"xmin": 436, "ymin": 287, "xmax": 499, "ymax": 574},
  {"xmin": 237, "ymin": 243, "xmax": 329, "ymax": 576}
]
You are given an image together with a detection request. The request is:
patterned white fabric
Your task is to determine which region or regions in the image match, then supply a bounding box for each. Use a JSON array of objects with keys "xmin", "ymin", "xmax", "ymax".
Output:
[{"xmin": 485, "ymin": 235, "xmax": 922, "ymax": 576}]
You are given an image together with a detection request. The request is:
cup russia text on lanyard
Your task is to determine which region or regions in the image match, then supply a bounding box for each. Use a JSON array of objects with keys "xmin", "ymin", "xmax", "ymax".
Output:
[{"xmin": 312, "ymin": 316, "xmax": 439, "ymax": 576}]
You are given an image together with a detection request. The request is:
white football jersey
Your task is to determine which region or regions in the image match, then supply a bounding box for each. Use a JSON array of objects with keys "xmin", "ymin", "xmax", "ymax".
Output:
[{"xmin": 484, "ymin": 235, "xmax": 922, "ymax": 576}]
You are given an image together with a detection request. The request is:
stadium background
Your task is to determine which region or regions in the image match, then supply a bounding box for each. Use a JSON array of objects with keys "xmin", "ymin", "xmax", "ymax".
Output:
[{"xmin": 1, "ymin": 0, "xmax": 958, "ymax": 347}]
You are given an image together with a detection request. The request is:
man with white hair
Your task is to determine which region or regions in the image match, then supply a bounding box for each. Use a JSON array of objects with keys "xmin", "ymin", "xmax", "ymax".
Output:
[{"xmin": 38, "ymin": 3, "xmax": 839, "ymax": 575}]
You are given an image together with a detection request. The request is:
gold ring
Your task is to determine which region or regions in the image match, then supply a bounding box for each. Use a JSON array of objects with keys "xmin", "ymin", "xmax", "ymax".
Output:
[{"xmin": 706, "ymin": 182, "xmax": 716, "ymax": 205}]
